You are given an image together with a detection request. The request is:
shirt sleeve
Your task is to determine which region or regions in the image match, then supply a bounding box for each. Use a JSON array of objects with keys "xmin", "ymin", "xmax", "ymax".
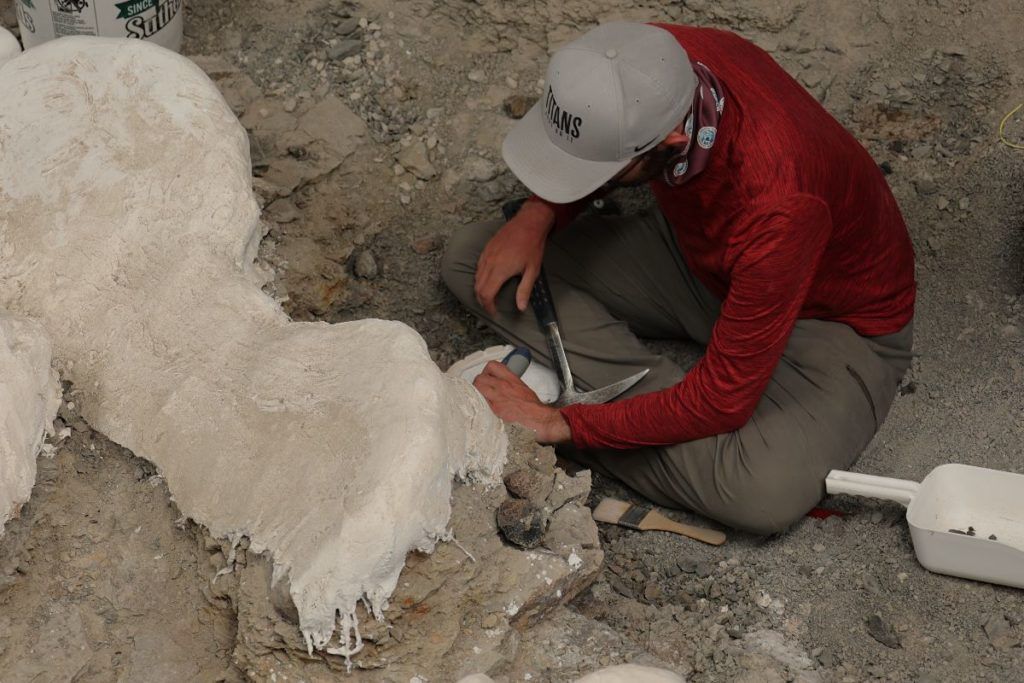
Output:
[{"xmin": 560, "ymin": 194, "xmax": 832, "ymax": 449}]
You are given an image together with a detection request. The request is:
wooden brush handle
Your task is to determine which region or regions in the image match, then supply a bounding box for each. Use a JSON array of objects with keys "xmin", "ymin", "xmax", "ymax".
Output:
[{"xmin": 643, "ymin": 510, "xmax": 727, "ymax": 546}]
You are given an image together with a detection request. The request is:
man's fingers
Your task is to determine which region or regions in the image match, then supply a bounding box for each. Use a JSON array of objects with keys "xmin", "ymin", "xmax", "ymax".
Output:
[
  {"xmin": 473, "ymin": 373, "xmax": 496, "ymax": 394},
  {"xmin": 473, "ymin": 259, "xmax": 494, "ymax": 309},
  {"xmin": 515, "ymin": 265, "xmax": 538, "ymax": 312},
  {"xmin": 474, "ymin": 273, "xmax": 497, "ymax": 316},
  {"xmin": 473, "ymin": 267, "xmax": 486, "ymax": 309},
  {"xmin": 484, "ymin": 361, "xmax": 517, "ymax": 380},
  {"xmin": 476, "ymin": 260, "xmax": 505, "ymax": 316}
]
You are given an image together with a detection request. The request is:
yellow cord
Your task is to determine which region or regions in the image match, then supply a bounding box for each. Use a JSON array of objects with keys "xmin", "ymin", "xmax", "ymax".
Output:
[{"xmin": 999, "ymin": 103, "xmax": 1024, "ymax": 150}]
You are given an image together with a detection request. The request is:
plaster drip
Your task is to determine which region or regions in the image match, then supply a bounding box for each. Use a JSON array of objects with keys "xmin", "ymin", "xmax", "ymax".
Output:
[{"xmin": 0, "ymin": 312, "xmax": 60, "ymax": 532}]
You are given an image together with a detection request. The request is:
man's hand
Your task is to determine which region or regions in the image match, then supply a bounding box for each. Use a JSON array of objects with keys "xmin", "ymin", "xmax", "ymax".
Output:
[
  {"xmin": 474, "ymin": 199, "xmax": 556, "ymax": 316},
  {"xmin": 473, "ymin": 361, "xmax": 571, "ymax": 444}
]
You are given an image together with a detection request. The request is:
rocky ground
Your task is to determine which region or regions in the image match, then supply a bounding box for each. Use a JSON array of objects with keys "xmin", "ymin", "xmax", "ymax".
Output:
[{"xmin": 2, "ymin": 0, "xmax": 1024, "ymax": 680}]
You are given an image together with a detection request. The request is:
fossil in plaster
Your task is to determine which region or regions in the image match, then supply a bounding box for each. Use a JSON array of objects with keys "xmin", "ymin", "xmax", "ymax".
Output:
[{"xmin": 0, "ymin": 37, "xmax": 506, "ymax": 656}]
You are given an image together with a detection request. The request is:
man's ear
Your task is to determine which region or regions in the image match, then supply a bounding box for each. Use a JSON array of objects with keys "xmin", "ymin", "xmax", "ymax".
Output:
[{"xmin": 663, "ymin": 129, "xmax": 689, "ymax": 148}]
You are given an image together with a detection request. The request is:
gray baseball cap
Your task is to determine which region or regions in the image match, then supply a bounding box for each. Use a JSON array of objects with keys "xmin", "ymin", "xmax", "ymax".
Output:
[{"xmin": 502, "ymin": 22, "xmax": 696, "ymax": 204}]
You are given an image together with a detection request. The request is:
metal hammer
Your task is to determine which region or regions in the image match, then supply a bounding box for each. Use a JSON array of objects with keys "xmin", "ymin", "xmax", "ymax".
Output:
[
  {"xmin": 499, "ymin": 198, "xmax": 648, "ymax": 407},
  {"xmin": 527, "ymin": 269, "xmax": 648, "ymax": 407}
]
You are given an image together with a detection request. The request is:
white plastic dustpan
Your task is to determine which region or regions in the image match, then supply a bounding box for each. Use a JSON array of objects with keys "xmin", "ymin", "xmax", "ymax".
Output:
[{"xmin": 826, "ymin": 464, "xmax": 1024, "ymax": 589}]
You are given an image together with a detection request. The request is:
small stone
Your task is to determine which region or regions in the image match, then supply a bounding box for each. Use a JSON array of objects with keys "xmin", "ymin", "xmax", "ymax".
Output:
[
  {"xmin": 958, "ymin": 197, "xmax": 970, "ymax": 211},
  {"xmin": 1000, "ymin": 324, "xmax": 1020, "ymax": 339},
  {"xmin": 468, "ymin": 69, "xmax": 486, "ymax": 83},
  {"xmin": 298, "ymin": 95, "xmax": 367, "ymax": 153},
  {"xmin": 801, "ymin": 67, "xmax": 826, "ymax": 87},
  {"xmin": 329, "ymin": 39, "xmax": 363, "ymax": 61},
  {"xmin": 282, "ymin": 98, "xmax": 297, "ymax": 113},
  {"xmin": 546, "ymin": 469, "xmax": 590, "ymax": 510},
  {"xmin": 481, "ymin": 613, "xmax": 498, "ymax": 629},
  {"xmin": 812, "ymin": 543, "xmax": 825, "ymax": 552},
  {"xmin": 496, "ymin": 498, "xmax": 548, "ymax": 549},
  {"xmin": 503, "ymin": 468, "xmax": 554, "ymax": 504},
  {"xmin": 936, "ymin": 196, "xmax": 950, "ymax": 211},
  {"xmin": 817, "ymin": 648, "xmax": 837, "ymax": 668},
  {"xmin": 865, "ymin": 614, "xmax": 901, "ymax": 649},
  {"xmin": 545, "ymin": 503, "xmax": 599, "ymax": 551},
  {"xmin": 676, "ymin": 558, "xmax": 698, "ymax": 574},
  {"xmin": 463, "ymin": 156, "xmax": 499, "ymax": 182},
  {"xmin": 870, "ymin": 511, "xmax": 883, "ymax": 523},
  {"xmin": 411, "ymin": 234, "xmax": 442, "ymax": 254},
  {"xmin": 397, "ymin": 141, "xmax": 437, "ymax": 180},
  {"xmin": 914, "ymin": 176, "xmax": 938, "ymax": 195},
  {"xmin": 262, "ymin": 200, "xmax": 299, "ymax": 224},
  {"xmin": 983, "ymin": 614, "xmax": 1019, "ymax": 650},
  {"xmin": 502, "ymin": 94, "xmax": 536, "ymax": 119},
  {"xmin": 643, "ymin": 582, "xmax": 663, "ymax": 602},
  {"xmin": 335, "ymin": 17, "xmax": 360, "ymax": 36},
  {"xmin": 608, "ymin": 575, "xmax": 635, "ymax": 600},
  {"xmin": 695, "ymin": 561, "xmax": 714, "ymax": 578},
  {"xmin": 526, "ymin": 444, "xmax": 557, "ymax": 474},
  {"xmin": 862, "ymin": 571, "xmax": 882, "ymax": 596},
  {"xmin": 354, "ymin": 251, "xmax": 378, "ymax": 279}
]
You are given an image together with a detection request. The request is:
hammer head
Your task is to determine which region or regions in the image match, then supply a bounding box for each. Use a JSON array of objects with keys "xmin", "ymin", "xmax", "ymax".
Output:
[{"xmin": 554, "ymin": 368, "xmax": 650, "ymax": 407}]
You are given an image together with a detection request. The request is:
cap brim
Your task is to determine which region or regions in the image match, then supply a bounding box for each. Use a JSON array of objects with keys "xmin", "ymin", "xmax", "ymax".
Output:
[{"xmin": 502, "ymin": 100, "xmax": 630, "ymax": 205}]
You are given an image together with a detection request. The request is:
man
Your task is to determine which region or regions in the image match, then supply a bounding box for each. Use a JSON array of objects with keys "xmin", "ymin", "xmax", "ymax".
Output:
[{"xmin": 441, "ymin": 22, "xmax": 915, "ymax": 534}]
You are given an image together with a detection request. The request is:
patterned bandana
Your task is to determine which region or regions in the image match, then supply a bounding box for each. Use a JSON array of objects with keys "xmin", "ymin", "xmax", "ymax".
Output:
[{"xmin": 663, "ymin": 62, "xmax": 726, "ymax": 186}]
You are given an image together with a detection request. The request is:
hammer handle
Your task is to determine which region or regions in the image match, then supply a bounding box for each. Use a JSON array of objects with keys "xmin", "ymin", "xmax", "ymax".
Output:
[
  {"xmin": 500, "ymin": 197, "xmax": 558, "ymax": 329},
  {"xmin": 530, "ymin": 271, "xmax": 575, "ymax": 395},
  {"xmin": 528, "ymin": 268, "xmax": 558, "ymax": 327},
  {"xmin": 500, "ymin": 199, "xmax": 574, "ymax": 397}
]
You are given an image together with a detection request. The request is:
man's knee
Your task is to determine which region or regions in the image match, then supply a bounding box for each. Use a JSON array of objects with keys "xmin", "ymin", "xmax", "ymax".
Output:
[
  {"xmin": 440, "ymin": 219, "xmax": 500, "ymax": 302},
  {"xmin": 702, "ymin": 463, "xmax": 825, "ymax": 535}
]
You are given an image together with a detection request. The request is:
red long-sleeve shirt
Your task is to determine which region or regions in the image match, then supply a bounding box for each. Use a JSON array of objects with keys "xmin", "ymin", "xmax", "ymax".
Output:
[{"xmin": 548, "ymin": 25, "xmax": 916, "ymax": 450}]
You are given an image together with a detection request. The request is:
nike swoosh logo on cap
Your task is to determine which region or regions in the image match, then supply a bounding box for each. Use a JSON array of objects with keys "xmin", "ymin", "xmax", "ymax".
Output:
[{"xmin": 634, "ymin": 136, "xmax": 658, "ymax": 152}]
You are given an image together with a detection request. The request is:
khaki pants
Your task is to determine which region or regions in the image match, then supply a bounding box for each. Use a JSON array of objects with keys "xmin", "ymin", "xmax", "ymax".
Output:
[{"xmin": 441, "ymin": 211, "xmax": 913, "ymax": 534}]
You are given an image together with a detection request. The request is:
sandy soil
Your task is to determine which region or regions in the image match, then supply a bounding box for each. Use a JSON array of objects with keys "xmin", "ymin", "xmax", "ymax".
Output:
[{"xmin": 2, "ymin": 0, "xmax": 1023, "ymax": 680}]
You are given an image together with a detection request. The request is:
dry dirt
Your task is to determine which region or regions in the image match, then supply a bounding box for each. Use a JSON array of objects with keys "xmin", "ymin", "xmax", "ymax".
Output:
[{"xmin": 2, "ymin": 0, "xmax": 1024, "ymax": 681}]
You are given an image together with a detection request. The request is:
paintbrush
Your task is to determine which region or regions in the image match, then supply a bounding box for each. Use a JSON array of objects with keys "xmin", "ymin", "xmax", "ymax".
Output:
[{"xmin": 592, "ymin": 498, "xmax": 726, "ymax": 546}]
